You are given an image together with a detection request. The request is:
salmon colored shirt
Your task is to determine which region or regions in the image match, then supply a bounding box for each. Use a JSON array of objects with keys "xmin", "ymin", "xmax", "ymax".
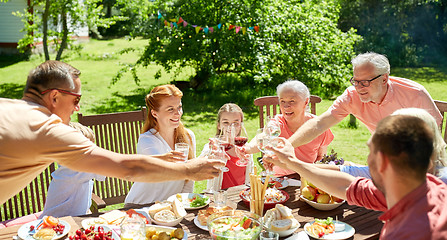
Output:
[
  {"xmin": 272, "ymin": 114, "xmax": 334, "ymax": 176},
  {"xmin": 329, "ymin": 76, "xmax": 442, "ymax": 133},
  {"xmin": 0, "ymin": 98, "xmax": 96, "ymax": 204},
  {"xmin": 347, "ymin": 174, "xmax": 447, "ymax": 239}
]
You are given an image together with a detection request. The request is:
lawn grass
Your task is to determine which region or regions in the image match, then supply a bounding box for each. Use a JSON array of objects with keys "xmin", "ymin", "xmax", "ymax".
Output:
[{"xmin": 1, "ymin": 37, "xmax": 446, "ymax": 197}]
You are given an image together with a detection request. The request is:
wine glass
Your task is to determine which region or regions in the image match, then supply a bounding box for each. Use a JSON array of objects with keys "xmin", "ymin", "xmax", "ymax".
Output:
[
  {"xmin": 208, "ymin": 144, "xmax": 229, "ymax": 172},
  {"xmin": 234, "ymin": 123, "xmax": 250, "ymax": 167},
  {"xmin": 265, "ymin": 116, "xmax": 281, "ymax": 137},
  {"xmin": 255, "ymin": 128, "xmax": 275, "ymax": 176}
]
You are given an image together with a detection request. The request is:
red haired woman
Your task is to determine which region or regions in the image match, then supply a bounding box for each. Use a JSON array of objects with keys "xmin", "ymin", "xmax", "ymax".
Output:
[{"xmin": 125, "ymin": 84, "xmax": 195, "ymax": 205}]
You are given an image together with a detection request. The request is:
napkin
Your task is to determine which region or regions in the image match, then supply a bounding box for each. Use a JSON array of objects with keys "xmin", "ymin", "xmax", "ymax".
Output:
[{"xmin": 284, "ymin": 231, "xmax": 310, "ymax": 240}]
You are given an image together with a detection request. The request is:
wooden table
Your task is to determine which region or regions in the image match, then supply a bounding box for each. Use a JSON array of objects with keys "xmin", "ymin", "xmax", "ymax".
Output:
[{"xmin": 0, "ymin": 176, "xmax": 384, "ymax": 240}]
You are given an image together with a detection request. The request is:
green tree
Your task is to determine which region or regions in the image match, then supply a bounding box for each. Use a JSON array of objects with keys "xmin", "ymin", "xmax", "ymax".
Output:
[
  {"xmin": 115, "ymin": 0, "xmax": 360, "ymax": 97},
  {"xmin": 338, "ymin": 0, "xmax": 447, "ymax": 66},
  {"xmin": 10, "ymin": 0, "xmax": 122, "ymax": 60}
]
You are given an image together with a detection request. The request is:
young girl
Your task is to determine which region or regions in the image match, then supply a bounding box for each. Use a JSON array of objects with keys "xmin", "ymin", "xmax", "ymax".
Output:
[
  {"xmin": 125, "ymin": 84, "xmax": 195, "ymax": 205},
  {"xmin": 201, "ymin": 103, "xmax": 253, "ymax": 190}
]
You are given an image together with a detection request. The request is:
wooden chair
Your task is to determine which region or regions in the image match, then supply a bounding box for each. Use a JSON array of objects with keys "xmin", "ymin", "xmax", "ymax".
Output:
[
  {"xmin": 253, "ymin": 95, "xmax": 322, "ymax": 128},
  {"xmin": 1, "ymin": 163, "xmax": 58, "ymax": 222},
  {"xmin": 77, "ymin": 107, "xmax": 147, "ymax": 212},
  {"xmin": 435, "ymin": 100, "xmax": 447, "ymax": 143}
]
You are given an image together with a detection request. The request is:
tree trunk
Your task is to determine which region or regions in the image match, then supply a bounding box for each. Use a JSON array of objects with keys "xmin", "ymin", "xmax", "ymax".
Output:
[
  {"xmin": 56, "ymin": 6, "xmax": 68, "ymax": 61},
  {"xmin": 42, "ymin": 0, "xmax": 50, "ymax": 60}
]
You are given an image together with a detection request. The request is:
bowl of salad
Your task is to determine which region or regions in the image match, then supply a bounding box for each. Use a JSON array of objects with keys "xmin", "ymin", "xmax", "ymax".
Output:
[
  {"xmin": 239, "ymin": 188, "xmax": 289, "ymax": 210},
  {"xmin": 207, "ymin": 210, "xmax": 262, "ymax": 240}
]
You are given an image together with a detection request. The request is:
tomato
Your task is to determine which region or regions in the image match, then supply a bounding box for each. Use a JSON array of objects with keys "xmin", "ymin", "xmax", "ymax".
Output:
[{"xmin": 242, "ymin": 219, "xmax": 252, "ymax": 229}]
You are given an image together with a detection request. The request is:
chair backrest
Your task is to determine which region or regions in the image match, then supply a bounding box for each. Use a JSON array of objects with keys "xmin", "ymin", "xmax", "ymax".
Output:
[
  {"xmin": 435, "ymin": 100, "xmax": 447, "ymax": 143},
  {"xmin": 77, "ymin": 107, "xmax": 147, "ymax": 206},
  {"xmin": 1, "ymin": 163, "xmax": 57, "ymax": 222},
  {"xmin": 253, "ymin": 95, "xmax": 322, "ymax": 128}
]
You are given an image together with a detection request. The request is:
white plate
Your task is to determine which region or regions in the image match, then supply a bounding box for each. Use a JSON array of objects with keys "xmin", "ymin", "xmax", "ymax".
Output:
[
  {"xmin": 18, "ymin": 219, "xmax": 71, "ymax": 240},
  {"xmin": 193, "ymin": 216, "xmax": 208, "ymax": 231},
  {"xmin": 304, "ymin": 221, "xmax": 355, "ymax": 239},
  {"xmin": 145, "ymin": 224, "xmax": 188, "ymax": 239},
  {"xmin": 167, "ymin": 193, "xmax": 210, "ymax": 210}
]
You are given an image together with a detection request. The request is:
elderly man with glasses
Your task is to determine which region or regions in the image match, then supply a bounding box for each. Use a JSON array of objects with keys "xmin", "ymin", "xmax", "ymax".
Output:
[
  {"xmin": 288, "ymin": 52, "xmax": 441, "ymax": 152},
  {"xmin": 0, "ymin": 60, "xmax": 224, "ymax": 204}
]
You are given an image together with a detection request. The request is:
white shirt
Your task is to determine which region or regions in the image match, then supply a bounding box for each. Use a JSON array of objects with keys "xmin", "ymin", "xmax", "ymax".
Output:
[
  {"xmin": 41, "ymin": 166, "xmax": 106, "ymax": 217},
  {"xmin": 125, "ymin": 128, "xmax": 196, "ymax": 204}
]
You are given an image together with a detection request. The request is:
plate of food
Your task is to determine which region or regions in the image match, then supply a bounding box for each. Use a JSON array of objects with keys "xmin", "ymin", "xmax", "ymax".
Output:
[
  {"xmin": 147, "ymin": 199, "xmax": 186, "ymax": 227},
  {"xmin": 81, "ymin": 217, "xmax": 108, "ymax": 229},
  {"xmin": 167, "ymin": 193, "xmax": 210, "ymax": 210},
  {"xmin": 207, "ymin": 210, "xmax": 262, "ymax": 240},
  {"xmin": 145, "ymin": 225, "xmax": 187, "ymax": 240},
  {"xmin": 239, "ymin": 188, "xmax": 289, "ymax": 210},
  {"xmin": 195, "ymin": 206, "xmax": 233, "ymax": 232},
  {"xmin": 18, "ymin": 217, "xmax": 70, "ymax": 240},
  {"xmin": 304, "ymin": 217, "xmax": 354, "ymax": 239},
  {"xmin": 261, "ymin": 177, "xmax": 289, "ymax": 190}
]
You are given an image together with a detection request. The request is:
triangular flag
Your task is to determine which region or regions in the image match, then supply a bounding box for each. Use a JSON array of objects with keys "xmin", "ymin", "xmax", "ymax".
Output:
[
  {"xmin": 192, "ymin": 25, "xmax": 197, "ymax": 27},
  {"xmin": 204, "ymin": 27, "xmax": 209, "ymax": 34},
  {"xmin": 195, "ymin": 26, "xmax": 201, "ymax": 33},
  {"xmin": 229, "ymin": 24, "xmax": 235, "ymax": 30},
  {"xmin": 242, "ymin": 27, "xmax": 246, "ymax": 34},
  {"xmin": 235, "ymin": 26, "xmax": 241, "ymax": 33},
  {"xmin": 249, "ymin": 26, "xmax": 254, "ymax": 30},
  {"xmin": 183, "ymin": 21, "xmax": 188, "ymax": 27},
  {"xmin": 173, "ymin": 22, "xmax": 178, "ymax": 28},
  {"xmin": 169, "ymin": 18, "xmax": 176, "ymax": 22},
  {"xmin": 209, "ymin": 27, "xmax": 214, "ymax": 33},
  {"xmin": 254, "ymin": 26, "xmax": 259, "ymax": 32},
  {"xmin": 158, "ymin": 12, "xmax": 162, "ymax": 19},
  {"xmin": 217, "ymin": 23, "xmax": 222, "ymax": 29},
  {"xmin": 178, "ymin": 17, "xmax": 184, "ymax": 24},
  {"xmin": 170, "ymin": 22, "xmax": 173, "ymax": 29},
  {"xmin": 164, "ymin": 20, "xmax": 168, "ymax": 26}
]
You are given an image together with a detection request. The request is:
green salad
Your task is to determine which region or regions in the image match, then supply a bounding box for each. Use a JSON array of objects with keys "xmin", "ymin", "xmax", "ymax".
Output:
[
  {"xmin": 209, "ymin": 216, "xmax": 261, "ymax": 240},
  {"xmin": 189, "ymin": 195, "xmax": 209, "ymax": 208}
]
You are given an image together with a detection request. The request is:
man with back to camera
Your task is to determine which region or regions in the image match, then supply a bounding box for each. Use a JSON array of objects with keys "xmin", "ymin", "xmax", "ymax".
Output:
[
  {"xmin": 265, "ymin": 115, "xmax": 447, "ymax": 239},
  {"xmin": 0, "ymin": 60, "xmax": 224, "ymax": 204},
  {"xmin": 288, "ymin": 52, "xmax": 442, "ymax": 148}
]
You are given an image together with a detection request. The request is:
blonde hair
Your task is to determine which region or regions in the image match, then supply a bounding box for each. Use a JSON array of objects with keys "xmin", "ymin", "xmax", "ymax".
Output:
[
  {"xmin": 69, "ymin": 122, "xmax": 95, "ymax": 142},
  {"xmin": 142, "ymin": 84, "xmax": 194, "ymax": 159},
  {"xmin": 216, "ymin": 103, "xmax": 244, "ymax": 136},
  {"xmin": 392, "ymin": 108, "xmax": 447, "ymax": 173}
]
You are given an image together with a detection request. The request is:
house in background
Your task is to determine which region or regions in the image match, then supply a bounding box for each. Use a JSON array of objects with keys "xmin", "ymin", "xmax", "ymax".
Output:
[{"xmin": 0, "ymin": 0, "xmax": 89, "ymax": 55}]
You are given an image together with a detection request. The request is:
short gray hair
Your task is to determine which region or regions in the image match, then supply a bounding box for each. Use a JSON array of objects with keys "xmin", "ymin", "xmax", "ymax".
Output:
[
  {"xmin": 352, "ymin": 52, "xmax": 390, "ymax": 75},
  {"xmin": 276, "ymin": 80, "xmax": 310, "ymax": 101},
  {"xmin": 24, "ymin": 60, "xmax": 81, "ymax": 94}
]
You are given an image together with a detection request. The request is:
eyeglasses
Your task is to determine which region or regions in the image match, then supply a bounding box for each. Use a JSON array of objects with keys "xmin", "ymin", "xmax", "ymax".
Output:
[
  {"xmin": 349, "ymin": 74, "xmax": 383, "ymax": 87},
  {"xmin": 40, "ymin": 88, "xmax": 82, "ymax": 105}
]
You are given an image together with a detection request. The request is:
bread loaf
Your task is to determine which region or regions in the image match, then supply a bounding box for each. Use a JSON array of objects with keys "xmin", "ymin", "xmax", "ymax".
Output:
[
  {"xmin": 271, "ymin": 219, "xmax": 292, "ymax": 231},
  {"xmin": 148, "ymin": 202, "xmax": 173, "ymax": 218},
  {"xmin": 276, "ymin": 204, "xmax": 293, "ymax": 219}
]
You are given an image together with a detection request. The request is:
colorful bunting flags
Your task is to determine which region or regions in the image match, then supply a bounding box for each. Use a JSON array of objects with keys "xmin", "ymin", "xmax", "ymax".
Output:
[{"xmin": 157, "ymin": 12, "xmax": 259, "ymax": 35}]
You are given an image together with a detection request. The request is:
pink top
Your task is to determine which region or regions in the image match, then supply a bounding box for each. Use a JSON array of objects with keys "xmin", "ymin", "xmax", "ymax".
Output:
[
  {"xmin": 272, "ymin": 114, "xmax": 334, "ymax": 176},
  {"xmin": 347, "ymin": 174, "xmax": 447, "ymax": 239},
  {"xmin": 328, "ymin": 76, "xmax": 442, "ymax": 133}
]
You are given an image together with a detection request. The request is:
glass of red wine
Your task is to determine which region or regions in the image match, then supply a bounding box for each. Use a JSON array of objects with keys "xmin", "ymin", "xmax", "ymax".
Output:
[{"xmin": 234, "ymin": 123, "xmax": 250, "ymax": 167}]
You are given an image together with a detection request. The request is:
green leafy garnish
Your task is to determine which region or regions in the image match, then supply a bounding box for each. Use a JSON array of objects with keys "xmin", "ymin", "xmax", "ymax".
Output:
[
  {"xmin": 315, "ymin": 217, "xmax": 333, "ymax": 225},
  {"xmin": 190, "ymin": 195, "xmax": 209, "ymax": 207}
]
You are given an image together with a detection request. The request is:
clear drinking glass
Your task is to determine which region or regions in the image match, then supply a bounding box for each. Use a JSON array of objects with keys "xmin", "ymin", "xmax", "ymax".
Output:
[
  {"xmin": 120, "ymin": 214, "xmax": 146, "ymax": 240},
  {"xmin": 175, "ymin": 142, "xmax": 189, "ymax": 161},
  {"xmin": 208, "ymin": 145, "xmax": 229, "ymax": 172},
  {"xmin": 259, "ymin": 231, "xmax": 279, "ymax": 240},
  {"xmin": 213, "ymin": 190, "xmax": 227, "ymax": 208}
]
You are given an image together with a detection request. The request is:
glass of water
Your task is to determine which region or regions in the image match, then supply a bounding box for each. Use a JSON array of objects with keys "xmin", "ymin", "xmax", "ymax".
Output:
[{"xmin": 175, "ymin": 142, "xmax": 189, "ymax": 161}]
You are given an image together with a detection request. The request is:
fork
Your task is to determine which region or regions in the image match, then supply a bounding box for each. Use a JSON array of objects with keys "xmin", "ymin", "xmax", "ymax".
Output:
[{"xmin": 28, "ymin": 219, "xmax": 44, "ymax": 236}]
